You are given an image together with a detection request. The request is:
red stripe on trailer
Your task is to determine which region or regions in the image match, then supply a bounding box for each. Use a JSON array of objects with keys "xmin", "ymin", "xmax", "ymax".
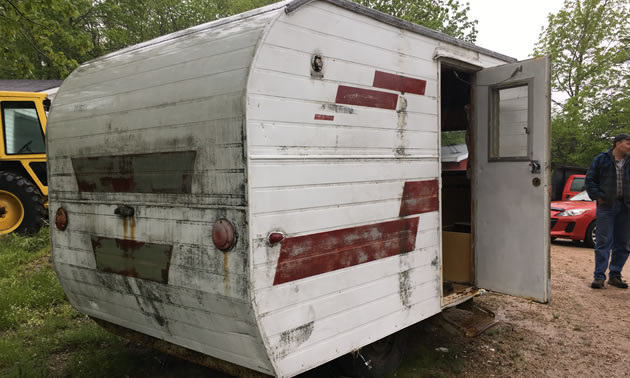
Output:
[
  {"xmin": 373, "ymin": 71, "xmax": 427, "ymax": 96},
  {"xmin": 399, "ymin": 180, "xmax": 439, "ymax": 216},
  {"xmin": 314, "ymin": 114, "xmax": 334, "ymax": 121},
  {"xmin": 335, "ymin": 86, "xmax": 398, "ymax": 110},
  {"xmin": 273, "ymin": 218, "xmax": 419, "ymax": 285}
]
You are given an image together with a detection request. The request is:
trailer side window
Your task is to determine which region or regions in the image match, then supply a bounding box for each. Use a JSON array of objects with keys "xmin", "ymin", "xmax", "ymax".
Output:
[
  {"xmin": 1, "ymin": 101, "xmax": 46, "ymax": 155},
  {"xmin": 489, "ymin": 84, "xmax": 530, "ymax": 160}
]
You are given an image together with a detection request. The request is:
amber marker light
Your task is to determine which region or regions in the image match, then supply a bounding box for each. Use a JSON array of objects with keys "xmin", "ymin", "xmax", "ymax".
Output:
[{"xmin": 55, "ymin": 207, "xmax": 68, "ymax": 231}]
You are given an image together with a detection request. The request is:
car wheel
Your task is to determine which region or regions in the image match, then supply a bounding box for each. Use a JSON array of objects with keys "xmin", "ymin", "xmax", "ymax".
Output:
[
  {"xmin": 336, "ymin": 328, "xmax": 409, "ymax": 378},
  {"xmin": 584, "ymin": 222, "xmax": 596, "ymax": 248}
]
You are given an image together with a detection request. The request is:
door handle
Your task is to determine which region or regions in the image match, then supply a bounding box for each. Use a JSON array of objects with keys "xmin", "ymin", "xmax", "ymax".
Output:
[{"xmin": 529, "ymin": 160, "xmax": 541, "ymax": 174}]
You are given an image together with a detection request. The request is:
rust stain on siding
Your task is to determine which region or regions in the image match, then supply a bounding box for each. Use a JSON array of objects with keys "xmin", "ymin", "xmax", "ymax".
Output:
[
  {"xmin": 72, "ymin": 151, "xmax": 196, "ymax": 193},
  {"xmin": 223, "ymin": 252, "xmax": 230, "ymax": 294}
]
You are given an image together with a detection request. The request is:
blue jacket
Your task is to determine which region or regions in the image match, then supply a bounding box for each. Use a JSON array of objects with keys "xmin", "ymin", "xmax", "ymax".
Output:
[{"xmin": 585, "ymin": 149, "xmax": 630, "ymax": 206}]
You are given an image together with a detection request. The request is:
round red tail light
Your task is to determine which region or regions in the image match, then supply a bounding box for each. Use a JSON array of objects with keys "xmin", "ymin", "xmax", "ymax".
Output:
[
  {"xmin": 268, "ymin": 232, "xmax": 285, "ymax": 245},
  {"xmin": 212, "ymin": 219, "xmax": 235, "ymax": 251},
  {"xmin": 55, "ymin": 207, "xmax": 68, "ymax": 231}
]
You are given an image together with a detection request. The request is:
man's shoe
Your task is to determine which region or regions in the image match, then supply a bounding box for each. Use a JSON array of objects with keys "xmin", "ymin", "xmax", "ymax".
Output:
[
  {"xmin": 608, "ymin": 276, "xmax": 628, "ymax": 289},
  {"xmin": 591, "ymin": 279, "xmax": 605, "ymax": 289}
]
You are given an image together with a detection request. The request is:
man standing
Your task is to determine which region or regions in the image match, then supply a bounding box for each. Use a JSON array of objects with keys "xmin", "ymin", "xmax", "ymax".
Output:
[{"xmin": 585, "ymin": 134, "xmax": 630, "ymax": 289}]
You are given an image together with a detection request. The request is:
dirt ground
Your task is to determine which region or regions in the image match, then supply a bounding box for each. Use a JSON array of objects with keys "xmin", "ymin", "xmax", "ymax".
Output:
[{"xmin": 445, "ymin": 240, "xmax": 630, "ymax": 378}]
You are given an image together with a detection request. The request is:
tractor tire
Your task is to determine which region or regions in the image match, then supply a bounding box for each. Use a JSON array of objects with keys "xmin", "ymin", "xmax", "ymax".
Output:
[
  {"xmin": 336, "ymin": 328, "xmax": 409, "ymax": 378},
  {"xmin": 0, "ymin": 171, "xmax": 44, "ymax": 235}
]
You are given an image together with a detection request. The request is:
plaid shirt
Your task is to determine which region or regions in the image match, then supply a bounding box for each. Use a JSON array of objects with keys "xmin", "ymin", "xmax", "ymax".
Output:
[
  {"xmin": 617, "ymin": 159, "xmax": 625, "ymax": 199},
  {"xmin": 585, "ymin": 149, "xmax": 630, "ymax": 205}
]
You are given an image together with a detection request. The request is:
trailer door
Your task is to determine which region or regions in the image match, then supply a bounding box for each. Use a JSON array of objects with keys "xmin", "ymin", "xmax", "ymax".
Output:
[{"xmin": 474, "ymin": 56, "xmax": 551, "ymax": 303}]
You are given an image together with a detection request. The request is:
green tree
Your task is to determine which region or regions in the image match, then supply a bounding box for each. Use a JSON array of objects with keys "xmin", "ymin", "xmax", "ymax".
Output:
[
  {"xmin": 0, "ymin": 0, "xmax": 275, "ymax": 80},
  {"xmin": 533, "ymin": 0, "xmax": 630, "ymax": 167},
  {"xmin": 352, "ymin": 0, "xmax": 478, "ymax": 42},
  {"xmin": 0, "ymin": 0, "xmax": 95, "ymax": 79}
]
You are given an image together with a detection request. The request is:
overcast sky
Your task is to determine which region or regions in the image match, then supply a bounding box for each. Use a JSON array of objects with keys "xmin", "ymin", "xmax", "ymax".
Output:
[{"xmin": 466, "ymin": 0, "xmax": 566, "ymax": 60}]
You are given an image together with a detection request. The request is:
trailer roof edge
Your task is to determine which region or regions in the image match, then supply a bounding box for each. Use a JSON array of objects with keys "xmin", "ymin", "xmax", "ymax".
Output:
[{"xmin": 287, "ymin": 0, "xmax": 517, "ymax": 64}]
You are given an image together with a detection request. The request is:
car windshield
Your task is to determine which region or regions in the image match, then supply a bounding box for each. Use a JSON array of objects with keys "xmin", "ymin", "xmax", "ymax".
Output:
[{"xmin": 570, "ymin": 191, "xmax": 592, "ymax": 201}]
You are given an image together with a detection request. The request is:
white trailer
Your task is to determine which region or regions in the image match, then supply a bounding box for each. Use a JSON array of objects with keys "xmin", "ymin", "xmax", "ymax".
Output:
[{"xmin": 46, "ymin": 0, "xmax": 551, "ymax": 376}]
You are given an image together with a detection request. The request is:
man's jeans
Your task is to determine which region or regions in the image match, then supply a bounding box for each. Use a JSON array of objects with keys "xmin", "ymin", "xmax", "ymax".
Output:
[{"xmin": 594, "ymin": 199, "xmax": 630, "ymax": 280}]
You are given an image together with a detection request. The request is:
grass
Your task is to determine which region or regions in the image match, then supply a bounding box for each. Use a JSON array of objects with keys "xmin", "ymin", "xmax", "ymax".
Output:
[{"xmin": 0, "ymin": 229, "xmax": 160, "ymax": 377}]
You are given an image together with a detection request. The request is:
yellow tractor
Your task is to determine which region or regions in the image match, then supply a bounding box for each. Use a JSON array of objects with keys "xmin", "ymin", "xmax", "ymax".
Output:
[{"xmin": 0, "ymin": 91, "xmax": 49, "ymax": 234}]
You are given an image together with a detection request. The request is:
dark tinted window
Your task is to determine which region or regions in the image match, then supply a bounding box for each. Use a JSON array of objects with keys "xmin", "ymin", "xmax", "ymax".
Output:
[{"xmin": 570, "ymin": 177, "xmax": 585, "ymax": 192}]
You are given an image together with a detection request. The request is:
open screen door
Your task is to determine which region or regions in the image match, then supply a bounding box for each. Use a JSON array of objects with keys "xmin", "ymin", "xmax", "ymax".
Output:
[{"xmin": 474, "ymin": 56, "xmax": 551, "ymax": 303}]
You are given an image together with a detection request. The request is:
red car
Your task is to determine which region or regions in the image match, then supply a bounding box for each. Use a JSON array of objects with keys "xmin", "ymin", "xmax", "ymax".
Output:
[{"xmin": 550, "ymin": 191, "xmax": 596, "ymax": 247}]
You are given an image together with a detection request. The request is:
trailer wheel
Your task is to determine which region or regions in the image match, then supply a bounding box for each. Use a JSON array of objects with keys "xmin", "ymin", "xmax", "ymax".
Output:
[
  {"xmin": 584, "ymin": 222, "xmax": 596, "ymax": 248},
  {"xmin": 336, "ymin": 328, "xmax": 409, "ymax": 378},
  {"xmin": 0, "ymin": 171, "xmax": 44, "ymax": 235}
]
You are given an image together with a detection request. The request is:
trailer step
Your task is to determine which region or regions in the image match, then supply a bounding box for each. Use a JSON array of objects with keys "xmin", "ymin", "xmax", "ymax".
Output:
[{"xmin": 438, "ymin": 301, "xmax": 499, "ymax": 337}]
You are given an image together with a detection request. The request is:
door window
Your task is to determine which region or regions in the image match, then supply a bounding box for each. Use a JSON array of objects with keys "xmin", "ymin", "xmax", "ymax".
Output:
[
  {"xmin": 570, "ymin": 177, "xmax": 585, "ymax": 191},
  {"xmin": 489, "ymin": 84, "xmax": 530, "ymax": 160},
  {"xmin": 1, "ymin": 101, "xmax": 46, "ymax": 155}
]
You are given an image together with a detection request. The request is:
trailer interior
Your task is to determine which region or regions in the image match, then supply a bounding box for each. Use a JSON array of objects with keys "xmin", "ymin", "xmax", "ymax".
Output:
[{"xmin": 439, "ymin": 64, "xmax": 478, "ymax": 307}]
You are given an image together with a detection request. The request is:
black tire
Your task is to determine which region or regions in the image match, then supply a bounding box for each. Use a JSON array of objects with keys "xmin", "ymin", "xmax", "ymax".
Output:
[
  {"xmin": 336, "ymin": 328, "xmax": 409, "ymax": 378},
  {"xmin": 0, "ymin": 171, "xmax": 44, "ymax": 235},
  {"xmin": 584, "ymin": 222, "xmax": 596, "ymax": 248}
]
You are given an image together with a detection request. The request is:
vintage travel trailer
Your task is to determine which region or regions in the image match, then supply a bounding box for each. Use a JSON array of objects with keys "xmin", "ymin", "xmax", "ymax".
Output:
[{"xmin": 46, "ymin": 0, "xmax": 551, "ymax": 376}]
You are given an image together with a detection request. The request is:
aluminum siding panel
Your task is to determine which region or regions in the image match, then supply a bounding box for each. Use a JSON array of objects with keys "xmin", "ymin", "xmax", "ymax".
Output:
[
  {"xmin": 47, "ymin": 10, "xmax": 281, "ymax": 375},
  {"xmin": 246, "ymin": 3, "xmax": 458, "ymax": 376}
]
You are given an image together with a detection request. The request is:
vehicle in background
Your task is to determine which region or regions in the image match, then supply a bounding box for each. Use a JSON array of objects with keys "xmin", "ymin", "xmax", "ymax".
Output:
[
  {"xmin": 560, "ymin": 174, "xmax": 585, "ymax": 201},
  {"xmin": 551, "ymin": 165, "xmax": 587, "ymax": 200},
  {"xmin": 550, "ymin": 191, "xmax": 596, "ymax": 247},
  {"xmin": 0, "ymin": 91, "xmax": 49, "ymax": 234}
]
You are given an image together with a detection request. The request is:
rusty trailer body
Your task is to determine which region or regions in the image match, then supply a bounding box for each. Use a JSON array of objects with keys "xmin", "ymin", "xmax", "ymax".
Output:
[{"xmin": 47, "ymin": 0, "xmax": 551, "ymax": 376}]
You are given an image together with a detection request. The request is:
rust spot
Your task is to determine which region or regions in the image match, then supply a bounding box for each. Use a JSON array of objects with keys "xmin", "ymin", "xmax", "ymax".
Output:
[
  {"xmin": 115, "ymin": 238, "xmax": 145, "ymax": 253},
  {"xmin": 224, "ymin": 252, "xmax": 230, "ymax": 293},
  {"xmin": 76, "ymin": 179, "xmax": 97, "ymax": 192},
  {"xmin": 129, "ymin": 216, "xmax": 136, "ymax": 241}
]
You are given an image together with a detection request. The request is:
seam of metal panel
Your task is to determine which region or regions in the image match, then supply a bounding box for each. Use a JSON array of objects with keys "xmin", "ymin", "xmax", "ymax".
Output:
[
  {"xmin": 243, "ymin": 5, "xmax": 286, "ymax": 377},
  {"xmin": 286, "ymin": 0, "xmax": 516, "ymax": 63}
]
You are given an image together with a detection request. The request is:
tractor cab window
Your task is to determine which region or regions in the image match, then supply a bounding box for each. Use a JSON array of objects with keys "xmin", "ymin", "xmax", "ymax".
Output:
[{"xmin": 1, "ymin": 101, "xmax": 46, "ymax": 155}]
